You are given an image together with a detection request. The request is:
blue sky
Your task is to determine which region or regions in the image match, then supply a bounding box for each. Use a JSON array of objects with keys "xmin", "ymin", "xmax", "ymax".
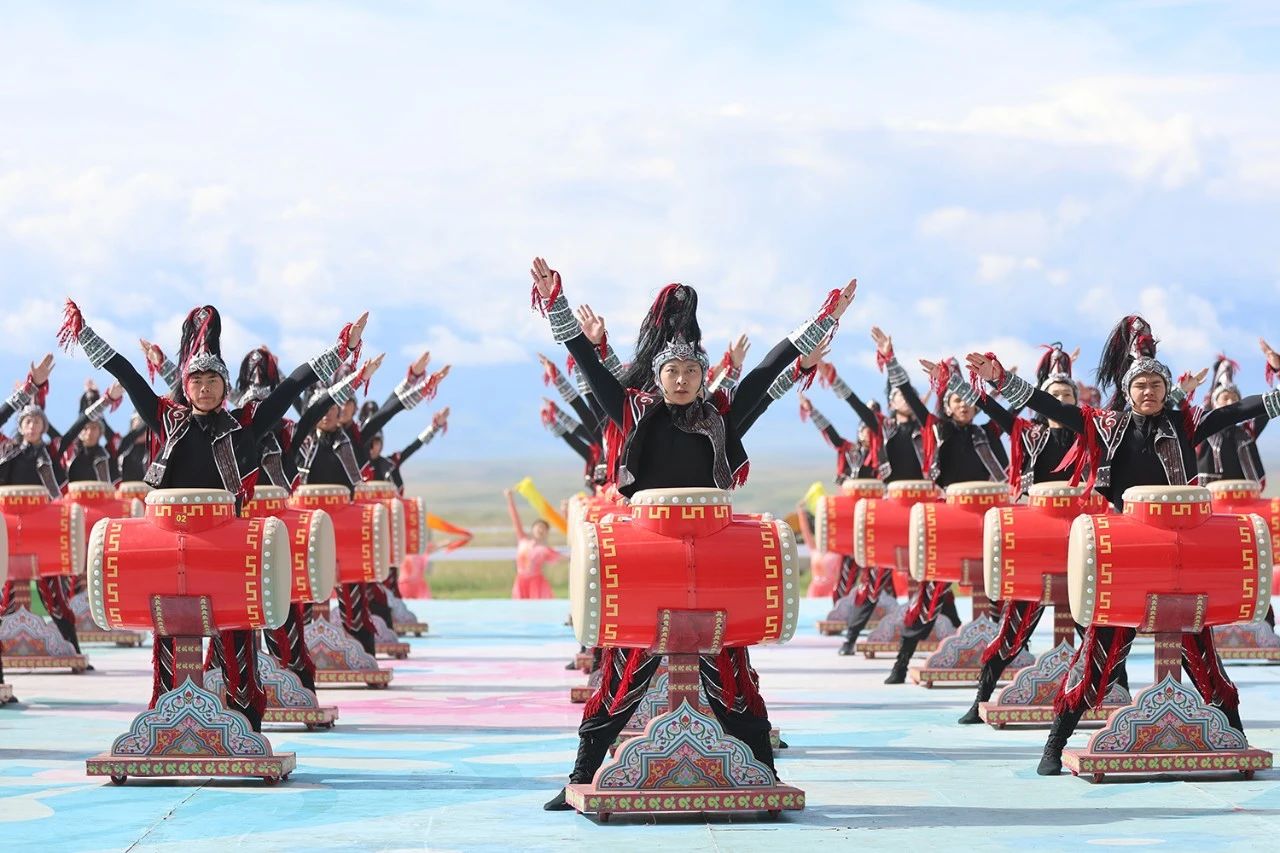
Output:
[{"xmin": 1, "ymin": 1, "xmax": 1279, "ymax": 463}]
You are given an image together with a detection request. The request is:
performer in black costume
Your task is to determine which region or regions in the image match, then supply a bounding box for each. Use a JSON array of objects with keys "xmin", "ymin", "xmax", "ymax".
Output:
[
  {"xmin": 58, "ymin": 300, "xmax": 366, "ymax": 731},
  {"xmin": 292, "ymin": 353, "xmax": 442, "ymax": 653},
  {"xmin": 529, "ymin": 256, "xmax": 856, "ymax": 810},
  {"xmin": 879, "ymin": 347, "xmax": 1000, "ymax": 683},
  {"xmin": 0, "ymin": 355, "xmax": 97, "ymax": 655},
  {"xmin": 965, "ymin": 314, "xmax": 1280, "ymax": 774}
]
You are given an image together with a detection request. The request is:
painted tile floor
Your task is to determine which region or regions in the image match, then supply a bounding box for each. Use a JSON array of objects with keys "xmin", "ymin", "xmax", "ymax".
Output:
[{"xmin": 2, "ymin": 598, "xmax": 1279, "ymax": 852}]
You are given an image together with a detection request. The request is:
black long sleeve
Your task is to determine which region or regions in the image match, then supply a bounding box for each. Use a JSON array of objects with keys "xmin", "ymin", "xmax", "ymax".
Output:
[
  {"xmin": 729, "ymin": 338, "xmax": 801, "ymax": 433},
  {"xmin": 567, "ymin": 394, "xmax": 600, "ymax": 435},
  {"xmin": 1194, "ymin": 395, "xmax": 1270, "ymax": 444},
  {"xmin": 1019, "ymin": 387, "xmax": 1087, "ymax": 433},
  {"xmin": 561, "ymin": 430, "xmax": 595, "ymax": 465},
  {"xmin": 844, "ymin": 390, "xmax": 879, "ymax": 432},
  {"xmin": 564, "ymin": 333, "xmax": 625, "ymax": 427},
  {"xmin": 976, "ymin": 393, "xmax": 1016, "ymax": 435},
  {"xmin": 103, "ymin": 354, "xmax": 163, "ymax": 433},
  {"xmin": 899, "ymin": 377, "xmax": 931, "ymax": 425},
  {"xmin": 359, "ymin": 393, "xmax": 407, "ymax": 449},
  {"xmin": 248, "ymin": 362, "xmax": 320, "ymax": 441}
]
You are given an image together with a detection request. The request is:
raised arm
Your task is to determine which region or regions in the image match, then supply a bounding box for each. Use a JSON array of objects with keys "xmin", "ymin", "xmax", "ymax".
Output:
[
  {"xmin": 729, "ymin": 280, "xmax": 856, "ymax": 429},
  {"xmin": 968, "ymin": 353, "xmax": 1085, "ymax": 433},
  {"xmin": 0, "ymin": 355, "xmax": 53, "ymax": 429},
  {"xmin": 975, "ymin": 388, "xmax": 1015, "ymax": 435},
  {"xmin": 1194, "ymin": 390, "xmax": 1280, "ymax": 444},
  {"xmin": 59, "ymin": 302, "xmax": 164, "ymax": 433},
  {"xmin": 504, "ymin": 489, "xmax": 527, "ymax": 540},
  {"xmin": 541, "ymin": 353, "xmax": 599, "ymax": 432},
  {"xmin": 398, "ymin": 408, "xmax": 448, "ymax": 467},
  {"xmin": 251, "ymin": 316, "xmax": 370, "ymax": 440},
  {"xmin": 872, "ymin": 328, "xmax": 930, "ymax": 425}
]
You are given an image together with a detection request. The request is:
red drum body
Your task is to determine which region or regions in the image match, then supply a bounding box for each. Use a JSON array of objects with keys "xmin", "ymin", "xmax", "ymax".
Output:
[
  {"xmin": 569, "ymin": 488, "xmax": 799, "ymax": 649},
  {"xmin": 402, "ymin": 495, "xmax": 427, "ymax": 555},
  {"xmin": 909, "ymin": 481, "xmax": 1011, "ymax": 583},
  {"xmin": 242, "ymin": 485, "xmax": 337, "ymax": 604},
  {"xmin": 853, "ymin": 480, "xmax": 940, "ymax": 569},
  {"xmin": 0, "ymin": 486, "xmax": 85, "ymax": 579},
  {"xmin": 984, "ymin": 484, "xmax": 1110, "ymax": 603},
  {"xmin": 816, "ymin": 479, "xmax": 886, "ymax": 557},
  {"xmin": 116, "ymin": 481, "xmax": 151, "ymax": 501},
  {"xmin": 1209, "ymin": 480, "xmax": 1280, "ymax": 552},
  {"xmin": 569, "ymin": 493, "xmax": 624, "ymax": 530},
  {"xmin": 1068, "ymin": 485, "xmax": 1272, "ymax": 629},
  {"xmin": 85, "ymin": 489, "xmax": 291, "ymax": 632},
  {"xmin": 64, "ymin": 481, "xmax": 143, "ymax": 532},
  {"xmin": 289, "ymin": 485, "xmax": 390, "ymax": 585},
  {"xmin": 353, "ymin": 481, "xmax": 408, "ymax": 567}
]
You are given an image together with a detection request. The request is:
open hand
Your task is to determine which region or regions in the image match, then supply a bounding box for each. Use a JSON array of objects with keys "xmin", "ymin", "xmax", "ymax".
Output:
[
  {"xmin": 829, "ymin": 279, "xmax": 857, "ymax": 321},
  {"xmin": 728, "ymin": 334, "xmax": 750, "ymax": 368},
  {"xmin": 30, "ymin": 353, "xmax": 55, "ymax": 386},
  {"xmin": 965, "ymin": 352, "xmax": 1004, "ymax": 384},
  {"xmin": 347, "ymin": 312, "xmax": 370, "ymax": 349},
  {"xmin": 139, "ymin": 337, "xmax": 164, "ymax": 367},
  {"xmin": 408, "ymin": 350, "xmax": 431, "ymax": 377},
  {"xmin": 576, "ymin": 305, "xmax": 606, "ymax": 345},
  {"xmin": 870, "ymin": 326, "xmax": 893, "ymax": 357},
  {"xmin": 106, "ymin": 382, "xmax": 124, "ymax": 402},
  {"xmin": 1180, "ymin": 367, "xmax": 1209, "ymax": 396},
  {"xmin": 801, "ymin": 335, "xmax": 833, "ymax": 370},
  {"xmin": 530, "ymin": 257, "xmax": 561, "ymax": 301},
  {"xmin": 433, "ymin": 407, "xmax": 450, "ymax": 430},
  {"xmin": 359, "ymin": 354, "xmax": 386, "ymax": 382}
]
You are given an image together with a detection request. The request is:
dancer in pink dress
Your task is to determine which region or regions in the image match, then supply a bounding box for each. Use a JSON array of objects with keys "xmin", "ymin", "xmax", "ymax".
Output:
[{"xmin": 504, "ymin": 489, "xmax": 564, "ymax": 599}]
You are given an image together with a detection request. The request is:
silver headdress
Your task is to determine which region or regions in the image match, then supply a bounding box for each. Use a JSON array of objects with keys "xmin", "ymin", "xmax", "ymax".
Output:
[{"xmin": 651, "ymin": 334, "xmax": 710, "ymax": 379}]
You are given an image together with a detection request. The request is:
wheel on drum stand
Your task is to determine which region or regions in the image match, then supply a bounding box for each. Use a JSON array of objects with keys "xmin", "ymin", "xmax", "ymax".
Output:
[
  {"xmin": 109, "ymin": 774, "xmax": 127, "ymax": 786},
  {"xmin": 767, "ymin": 809, "xmax": 782, "ymax": 820},
  {"xmin": 1242, "ymin": 770, "xmax": 1255, "ymax": 780},
  {"xmin": 1091, "ymin": 773, "xmax": 1104, "ymax": 784},
  {"xmin": 306, "ymin": 722, "xmax": 336, "ymax": 731},
  {"xmin": 598, "ymin": 813, "xmax": 611, "ymax": 823},
  {"xmin": 263, "ymin": 776, "xmax": 280, "ymax": 786}
]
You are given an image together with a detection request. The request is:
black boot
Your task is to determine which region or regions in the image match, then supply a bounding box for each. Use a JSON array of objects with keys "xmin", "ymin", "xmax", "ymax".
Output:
[
  {"xmin": 838, "ymin": 630, "xmax": 859, "ymax": 656},
  {"xmin": 543, "ymin": 788, "xmax": 572, "ymax": 811},
  {"xmin": 1114, "ymin": 663, "xmax": 1129, "ymax": 692},
  {"xmin": 884, "ymin": 637, "xmax": 919, "ymax": 684},
  {"xmin": 1037, "ymin": 707, "xmax": 1084, "ymax": 776},
  {"xmin": 1223, "ymin": 704, "xmax": 1245, "ymax": 734},
  {"xmin": 959, "ymin": 658, "xmax": 1003, "ymax": 724}
]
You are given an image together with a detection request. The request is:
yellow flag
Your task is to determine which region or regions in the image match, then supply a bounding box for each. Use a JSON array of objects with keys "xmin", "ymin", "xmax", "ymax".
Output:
[
  {"xmin": 514, "ymin": 476, "xmax": 568, "ymax": 534},
  {"xmin": 803, "ymin": 481, "xmax": 827, "ymax": 516}
]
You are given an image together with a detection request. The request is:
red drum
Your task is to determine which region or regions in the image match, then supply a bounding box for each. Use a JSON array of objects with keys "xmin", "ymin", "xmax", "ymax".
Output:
[
  {"xmin": 569, "ymin": 488, "xmax": 800, "ymax": 649},
  {"xmin": 116, "ymin": 481, "xmax": 151, "ymax": 500},
  {"xmin": 402, "ymin": 495, "xmax": 428, "ymax": 555},
  {"xmin": 1209, "ymin": 480, "xmax": 1280, "ymax": 553},
  {"xmin": 569, "ymin": 493, "xmax": 624, "ymax": 531},
  {"xmin": 816, "ymin": 479, "xmax": 886, "ymax": 557},
  {"xmin": 1067, "ymin": 485, "xmax": 1272, "ymax": 629},
  {"xmin": 983, "ymin": 483, "xmax": 1110, "ymax": 603},
  {"xmin": 909, "ymin": 481, "xmax": 1011, "ymax": 583},
  {"xmin": 353, "ymin": 481, "xmax": 408, "ymax": 567},
  {"xmin": 64, "ymin": 481, "xmax": 143, "ymax": 533},
  {"xmin": 289, "ymin": 485, "xmax": 390, "ymax": 585},
  {"xmin": 0, "ymin": 485, "xmax": 86, "ymax": 579},
  {"xmin": 84, "ymin": 488, "xmax": 291, "ymax": 632},
  {"xmin": 852, "ymin": 480, "xmax": 940, "ymax": 569},
  {"xmin": 242, "ymin": 485, "xmax": 337, "ymax": 604}
]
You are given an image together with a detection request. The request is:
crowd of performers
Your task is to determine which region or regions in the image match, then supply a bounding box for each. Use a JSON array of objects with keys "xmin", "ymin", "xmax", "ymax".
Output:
[
  {"xmin": 0, "ymin": 302, "xmax": 450, "ymax": 724},
  {"xmin": 532, "ymin": 254, "xmax": 1280, "ymax": 801}
]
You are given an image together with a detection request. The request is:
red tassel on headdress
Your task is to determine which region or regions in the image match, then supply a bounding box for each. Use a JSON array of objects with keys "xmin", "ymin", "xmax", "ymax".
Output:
[
  {"xmin": 648, "ymin": 283, "xmax": 683, "ymax": 327},
  {"xmin": 180, "ymin": 306, "xmax": 216, "ymax": 377},
  {"xmin": 57, "ymin": 299, "xmax": 85, "ymax": 352}
]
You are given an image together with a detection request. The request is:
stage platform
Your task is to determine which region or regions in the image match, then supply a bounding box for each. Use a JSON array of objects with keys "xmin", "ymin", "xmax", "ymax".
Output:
[{"xmin": 2, "ymin": 598, "xmax": 1278, "ymax": 851}]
